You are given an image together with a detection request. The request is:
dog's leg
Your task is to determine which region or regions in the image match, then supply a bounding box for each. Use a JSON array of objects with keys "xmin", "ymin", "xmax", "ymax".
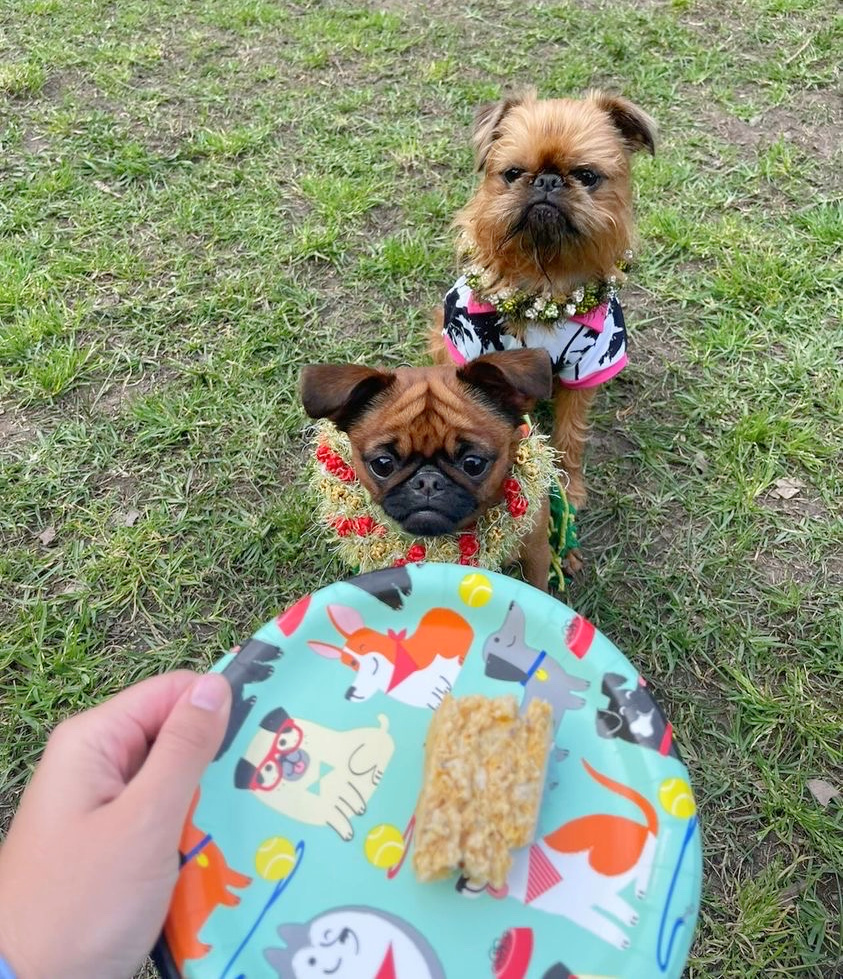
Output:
[
  {"xmin": 552, "ymin": 386, "xmax": 596, "ymax": 573},
  {"xmin": 518, "ymin": 496, "xmax": 551, "ymax": 591},
  {"xmin": 598, "ymin": 889, "xmax": 639, "ymax": 927},
  {"xmin": 633, "ymin": 834, "xmax": 658, "ymax": 899},
  {"xmin": 535, "ymin": 898, "xmax": 630, "ymax": 950},
  {"xmin": 428, "ymin": 309, "xmax": 451, "ymax": 366},
  {"xmin": 327, "ymin": 806, "xmax": 354, "ymax": 841},
  {"xmin": 552, "ymin": 386, "xmax": 596, "ymax": 509}
]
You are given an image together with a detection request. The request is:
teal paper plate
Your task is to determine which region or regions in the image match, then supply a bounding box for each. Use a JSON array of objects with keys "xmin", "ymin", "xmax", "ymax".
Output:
[{"xmin": 155, "ymin": 563, "xmax": 701, "ymax": 979}]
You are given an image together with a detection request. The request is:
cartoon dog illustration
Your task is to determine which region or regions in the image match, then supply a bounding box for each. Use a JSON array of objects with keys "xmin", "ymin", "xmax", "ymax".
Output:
[
  {"xmin": 309, "ymin": 605, "xmax": 473, "ymax": 709},
  {"xmin": 163, "ymin": 790, "xmax": 251, "ymax": 971},
  {"xmin": 596, "ymin": 671, "xmax": 679, "ymax": 758},
  {"xmin": 215, "ymin": 637, "xmax": 284, "ymax": 760},
  {"xmin": 482, "ymin": 601, "xmax": 589, "ymax": 735},
  {"xmin": 264, "ymin": 905, "xmax": 446, "ymax": 978},
  {"xmin": 347, "ymin": 565, "xmax": 414, "ymax": 610},
  {"xmin": 234, "ymin": 706, "xmax": 394, "ymax": 840},
  {"xmin": 500, "ymin": 759, "xmax": 659, "ymax": 950}
]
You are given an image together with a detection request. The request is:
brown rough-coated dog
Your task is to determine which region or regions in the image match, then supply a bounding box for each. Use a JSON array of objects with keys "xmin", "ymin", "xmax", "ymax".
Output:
[
  {"xmin": 300, "ymin": 349, "xmax": 554, "ymax": 590},
  {"xmin": 432, "ymin": 89, "xmax": 656, "ymax": 569}
]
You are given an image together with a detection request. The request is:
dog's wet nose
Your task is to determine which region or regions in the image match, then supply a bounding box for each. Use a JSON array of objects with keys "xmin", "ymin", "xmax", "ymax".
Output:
[
  {"xmin": 533, "ymin": 172, "xmax": 563, "ymax": 193},
  {"xmin": 410, "ymin": 466, "xmax": 446, "ymax": 497}
]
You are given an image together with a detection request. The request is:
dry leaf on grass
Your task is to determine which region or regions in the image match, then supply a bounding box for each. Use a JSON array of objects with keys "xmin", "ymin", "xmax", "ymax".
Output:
[
  {"xmin": 38, "ymin": 527, "xmax": 57, "ymax": 546},
  {"xmin": 770, "ymin": 477, "xmax": 806, "ymax": 500},
  {"xmin": 806, "ymin": 778, "xmax": 840, "ymax": 808},
  {"xmin": 122, "ymin": 508, "xmax": 141, "ymax": 527},
  {"xmin": 93, "ymin": 179, "xmax": 122, "ymax": 197}
]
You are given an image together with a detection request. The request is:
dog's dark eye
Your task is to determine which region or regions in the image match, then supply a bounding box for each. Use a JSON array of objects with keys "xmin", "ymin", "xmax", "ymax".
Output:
[
  {"xmin": 571, "ymin": 168, "xmax": 601, "ymax": 188},
  {"xmin": 502, "ymin": 167, "xmax": 524, "ymax": 184},
  {"xmin": 369, "ymin": 455, "xmax": 395, "ymax": 479},
  {"xmin": 462, "ymin": 455, "xmax": 489, "ymax": 477}
]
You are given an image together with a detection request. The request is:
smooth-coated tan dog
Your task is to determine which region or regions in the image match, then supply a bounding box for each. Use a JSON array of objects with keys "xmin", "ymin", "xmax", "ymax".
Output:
[
  {"xmin": 432, "ymin": 89, "xmax": 655, "ymax": 568},
  {"xmin": 300, "ymin": 348, "xmax": 554, "ymax": 589}
]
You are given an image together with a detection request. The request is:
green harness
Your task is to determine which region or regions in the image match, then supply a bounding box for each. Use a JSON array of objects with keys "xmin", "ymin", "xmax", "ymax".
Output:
[{"xmin": 548, "ymin": 475, "xmax": 578, "ymax": 594}]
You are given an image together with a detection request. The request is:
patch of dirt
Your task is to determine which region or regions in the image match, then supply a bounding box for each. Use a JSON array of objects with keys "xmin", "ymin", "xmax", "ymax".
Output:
[
  {"xmin": 589, "ymin": 425, "xmax": 636, "ymax": 463},
  {"xmin": 753, "ymin": 551, "xmax": 822, "ymax": 588},
  {"xmin": 83, "ymin": 366, "xmax": 182, "ymax": 415},
  {"xmin": 764, "ymin": 90, "xmax": 842, "ymax": 162},
  {"xmin": 699, "ymin": 103, "xmax": 763, "ymax": 154},
  {"xmin": 95, "ymin": 469, "xmax": 139, "ymax": 502},
  {"xmin": 0, "ymin": 409, "xmax": 38, "ymax": 448},
  {"xmin": 20, "ymin": 127, "xmax": 50, "ymax": 153},
  {"xmin": 760, "ymin": 484, "xmax": 833, "ymax": 523},
  {"xmin": 699, "ymin": 89, "xmax": 842, "ymax": 170}
]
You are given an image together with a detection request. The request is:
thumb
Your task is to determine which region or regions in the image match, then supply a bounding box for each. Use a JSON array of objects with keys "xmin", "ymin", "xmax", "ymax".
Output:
[{"xmin": 121, "ymin": 673, "xmax": 232, "ymax": 835}]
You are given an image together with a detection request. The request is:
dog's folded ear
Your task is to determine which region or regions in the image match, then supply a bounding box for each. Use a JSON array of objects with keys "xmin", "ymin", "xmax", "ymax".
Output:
[
  {"xmin": 589, "ymin": 91, "xmax": 656, "ymax": 156},
  {"xmin": 300, "ymin": 364, "xmax": 395, "ymax": 431},
  {"xmin": 234, "ymin": 757, "xmax": 257, "ymax": 789},
  {"xmin": 458, "ymin": 348, "xmax": 553, "ymax": 421},
  {"xmin": 472, "ymin": 87, "xmax": 537, "ymax": 170}
]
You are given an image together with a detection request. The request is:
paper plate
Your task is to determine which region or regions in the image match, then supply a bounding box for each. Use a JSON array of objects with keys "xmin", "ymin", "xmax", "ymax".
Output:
[{"xmin": 154, "ymin": 563, "xmax": 701, "ymax": 979}]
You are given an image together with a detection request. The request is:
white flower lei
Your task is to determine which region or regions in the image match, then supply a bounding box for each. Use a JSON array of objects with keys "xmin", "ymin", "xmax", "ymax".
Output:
[{"xmin": 461, "ymin": 233, "xmax": 633, "ymax": 324}]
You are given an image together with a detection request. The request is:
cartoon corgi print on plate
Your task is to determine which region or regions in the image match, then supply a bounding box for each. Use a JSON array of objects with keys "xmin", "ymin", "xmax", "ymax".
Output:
[
  {"xmin": 234, "ymin": 706, "xmax": 395, "ymax": 841},
  {"xmin": 308, "ymin": 605, "xmax": 473, "ymax": 709},
  {"xmin": 264, "ymin": 905, "xmax": 446, "ymax": 979}
]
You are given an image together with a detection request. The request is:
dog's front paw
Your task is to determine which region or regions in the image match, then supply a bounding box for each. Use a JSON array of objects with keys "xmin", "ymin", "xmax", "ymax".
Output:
[{"xmin": 563, "ymin": 549, "xmax": 584, "ymax": 575}]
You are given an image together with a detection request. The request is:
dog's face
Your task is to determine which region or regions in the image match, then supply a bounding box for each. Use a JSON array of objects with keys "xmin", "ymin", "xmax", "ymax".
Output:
[
  {"xmin": 301, "ymin": 349, "xmax": 552, "ymax": 537},
  {"xmin": 460, "ymin": 89, "xmax": 655, "ymax": 291}
]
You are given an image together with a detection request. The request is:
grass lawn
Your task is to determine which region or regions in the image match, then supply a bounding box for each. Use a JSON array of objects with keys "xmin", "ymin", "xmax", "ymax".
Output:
[{"xmin": 1, "ymin": 0, "xmax": 841, "ymax": 975}]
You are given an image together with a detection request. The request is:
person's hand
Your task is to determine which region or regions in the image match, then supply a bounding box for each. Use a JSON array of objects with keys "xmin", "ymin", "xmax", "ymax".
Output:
[{"xmin": 0, "ymin": 670, "xmax": 231, "ymax": 979}]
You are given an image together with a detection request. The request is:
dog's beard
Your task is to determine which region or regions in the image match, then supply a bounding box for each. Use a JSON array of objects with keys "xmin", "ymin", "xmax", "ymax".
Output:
[{"xmin": 503, "ymin": 200, "xmax": 580, "ymax": 253}]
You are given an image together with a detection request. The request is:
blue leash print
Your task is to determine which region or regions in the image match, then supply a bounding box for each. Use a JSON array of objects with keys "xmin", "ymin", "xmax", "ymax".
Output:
[
  {"xmin": 657, "ymin": 816, "xmax": 698, "ymax": 972},
  {"xmin": 219, "ymin": 840, "xmax": 306, "ymax": 979}
]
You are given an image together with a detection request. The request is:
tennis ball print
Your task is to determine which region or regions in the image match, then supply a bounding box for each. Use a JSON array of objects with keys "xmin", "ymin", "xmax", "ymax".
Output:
[
  {"xmin": 459, "ymin": 572, "xmax": 493, "ymax": 608},
  {"xmin": 658, "ymin": 778, "xmax": 696, "ymax": 819},
  {"xmin": 255, "ymin": 836, "xmax": 298, "ymax": 880},
  {"xmin": 364, "ymin": 823, "xmax": 405, "ymax": 870}
]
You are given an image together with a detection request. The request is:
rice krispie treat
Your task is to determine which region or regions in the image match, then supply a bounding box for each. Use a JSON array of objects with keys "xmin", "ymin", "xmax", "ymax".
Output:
[{"xmin": 412, "ymin": 693, "xmax": 553, "ymax": 888}]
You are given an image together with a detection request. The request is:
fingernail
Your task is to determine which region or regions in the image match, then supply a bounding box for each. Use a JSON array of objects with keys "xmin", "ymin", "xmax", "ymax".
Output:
[{"xmin": 190, "ymin": 673, "xmax": 229, "ymax": 711}]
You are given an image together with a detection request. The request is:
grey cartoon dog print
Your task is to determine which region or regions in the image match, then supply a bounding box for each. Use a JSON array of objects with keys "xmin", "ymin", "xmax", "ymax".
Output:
[
  {"xmin": 265, "ymin": 905, "xmax": 445, "ymax": 978},
  {"xmin": 482, "ymin": 601, "xmax": 589, "ymax": 735}
]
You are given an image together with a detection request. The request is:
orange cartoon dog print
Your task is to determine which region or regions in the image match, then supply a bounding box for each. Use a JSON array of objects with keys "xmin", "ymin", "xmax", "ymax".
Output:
[
  {"xmin": 235, "ymin": 705, "xmax": 395, "ymax": 840},
  {"xmin": 163, "ymin": 790, "xmax": 251, "ymax": 972},
  {"xmin": 491, "ymin": 760, "xmax": 659, "ymax": 951},
  {"xmin": 308, "ymin": 605, "xmax": 473, "ymax": 709}
]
